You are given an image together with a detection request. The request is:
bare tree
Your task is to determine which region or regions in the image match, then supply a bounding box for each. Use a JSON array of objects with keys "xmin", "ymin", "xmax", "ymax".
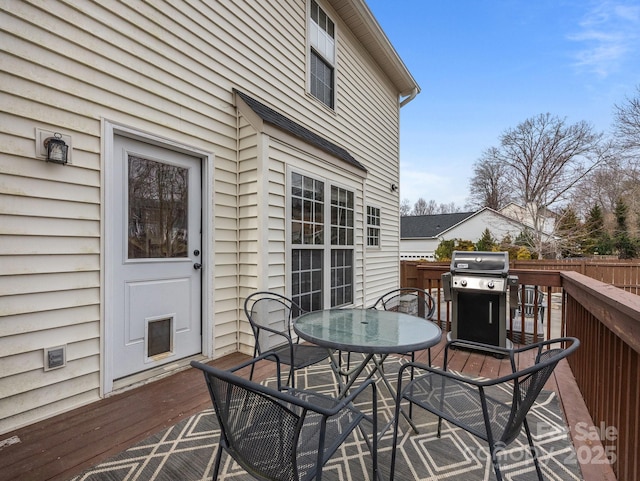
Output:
[
  {"xmin": 497, "ymin": 113, "xmax": 606, "ymax": 257},
  {"xmin": 467, "ymin": 147, "xmax": 515, "ymax": 210},
  {"xmin": 412, "ymin": 198, "xmax": 438, "ymax": 215},
  {"xmin": 411, "ymin": 198, "xmax": 462, "ymax": 215},
  {"xmin": 614, "ymin": 85, "xmax": 640, "ymax": 153},
  {"xmin": 400, "ymin": 198, "xmax": 412, "ymax": 216},
  {"xmin": 438, "ymin": 202, "xmax": 461, "ymax": 214}
]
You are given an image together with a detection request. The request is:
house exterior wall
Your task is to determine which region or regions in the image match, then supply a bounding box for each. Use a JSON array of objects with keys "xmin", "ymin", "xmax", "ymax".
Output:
[{"xmin": 0, "ymin": 0, "xmax": 414, "ymax": 434}]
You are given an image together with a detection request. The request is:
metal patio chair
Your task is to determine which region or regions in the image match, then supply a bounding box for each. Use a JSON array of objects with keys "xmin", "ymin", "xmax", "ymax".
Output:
[
  {"xmin": 191, "ymin": 353, "xmax": 377, "ymax": 481},
  {"xmin": 515, "ymin": 286, "xmax": 546, "ymax": 322},
  {"xmin": 244, "ymin": 291, "xmax": 330, "ymax": 388},
  {"xmin": 390, "ymin": 337, "xmax": 580, "ymax": 481},
  {"xmin": 371, "ymin": 287, "xmax": 437, "ymax": 365}
]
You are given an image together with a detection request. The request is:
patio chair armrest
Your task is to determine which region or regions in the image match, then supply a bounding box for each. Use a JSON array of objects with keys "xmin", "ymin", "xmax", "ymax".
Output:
[
  {"xmin": 192, "ymin": 352, "xmax": 285, "ymax": 390},
  {"xmin": 256, "ymin": 323, "xmax": 295, "ymax": 343},
  {"xmin": 289, "ymin": 378, "xmax": 377, "ymax": 417},
  {"xmin": 396, "ymin": 361, "xmax": 491, "ymax": 394},
  {"xmin": 337, "ymin": 378, "xmax": 377, "ymax": 411},
  {"xmin": 442, "ymin": 339, "xmax": 517, "ymax": 369}
]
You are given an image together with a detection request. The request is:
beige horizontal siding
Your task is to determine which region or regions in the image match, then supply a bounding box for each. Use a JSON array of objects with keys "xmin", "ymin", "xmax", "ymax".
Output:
[{"xmin": 0, "ymin": 0, "xmax": 409, "ymax": 432}]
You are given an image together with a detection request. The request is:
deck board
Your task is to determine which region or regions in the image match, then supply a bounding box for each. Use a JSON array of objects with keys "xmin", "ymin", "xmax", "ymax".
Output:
[{"xmin": 0, "ymin": 341, "xmax": 603, "ymax": 481}]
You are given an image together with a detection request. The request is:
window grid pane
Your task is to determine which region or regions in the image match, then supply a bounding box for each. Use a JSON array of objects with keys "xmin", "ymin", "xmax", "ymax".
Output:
[
  {"xmin": 331, "ymin": 186, "xmax": 354, "ymax": 246},
  {"xmin": 292, "ymin": 249, "xmax": 323, "ymax": 313},
  {"xmin": 291, "ymin": 173, "xmax": 324, "ymax": 245},
  {"xmin": 310, "ymin": 51, "xmax": 334, "ymax": 109},
  {"xmin": 331, "ymin": 249, "xmax": 353, "ymax": 307}
]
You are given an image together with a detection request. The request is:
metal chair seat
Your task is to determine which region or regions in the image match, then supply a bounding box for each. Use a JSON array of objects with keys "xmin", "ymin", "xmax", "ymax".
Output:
[{"xmin": 191, "ymin": 353, "xmax": 377, "ymax": 481}]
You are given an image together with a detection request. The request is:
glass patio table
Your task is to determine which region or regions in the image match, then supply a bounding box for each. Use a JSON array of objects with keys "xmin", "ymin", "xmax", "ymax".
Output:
[{"xmin": 294, "ymin": 308, "xmax": 442, "ymax": 437}]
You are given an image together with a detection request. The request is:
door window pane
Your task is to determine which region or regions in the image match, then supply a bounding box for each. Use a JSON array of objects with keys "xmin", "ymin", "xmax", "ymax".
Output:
[{"xmin": 128, "ymin": 156, "xmax": 188, "ymax": 259}]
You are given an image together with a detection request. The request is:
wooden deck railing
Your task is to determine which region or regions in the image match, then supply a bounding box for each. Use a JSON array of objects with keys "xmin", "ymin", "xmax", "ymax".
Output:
[
  {"xmin": 562, "ymin": 271, "xmax": 640, "ymax": 481},
  {"xmin": 401, "ymin": 261, "xmax": 640, "ymax": 480}
]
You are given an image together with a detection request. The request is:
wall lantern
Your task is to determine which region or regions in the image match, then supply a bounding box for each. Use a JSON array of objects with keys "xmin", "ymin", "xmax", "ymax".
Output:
[
  {"xmin": 390, "ymin": 183, "xmax": 398, "ymax": 192},
  {"xmin": 44, "ymin": 132, "xmax": 69, "ymax": 164}
]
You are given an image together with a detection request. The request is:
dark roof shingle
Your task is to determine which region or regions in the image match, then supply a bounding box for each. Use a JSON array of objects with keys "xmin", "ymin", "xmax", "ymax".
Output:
[{"xmin": 401, "ymin": 212, "xmax": 476, "ymax": 238}]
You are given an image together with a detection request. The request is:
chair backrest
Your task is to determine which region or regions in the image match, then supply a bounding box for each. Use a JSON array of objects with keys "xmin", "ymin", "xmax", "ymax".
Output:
[
  {"xmin": 372, "ymin": 287, "xmax": 435, "ymax": 319},
  {"xmin": 244, "ymin": 291, "xmax": 303, "ymax": 353},
  {"xmin": 196, "ymin": 361, "xmax": 304, "ymax": 481},
  {"xmin": 518, "ymin": 286, "xmax": 544, "ymax": 317},
  {"xmin": 500, "ymin": 338, "xmax": 579, "ymax": 445}
]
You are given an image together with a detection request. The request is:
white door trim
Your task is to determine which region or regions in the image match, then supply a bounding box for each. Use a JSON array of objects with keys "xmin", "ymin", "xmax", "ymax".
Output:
[{"xmin": 101, "ymin": 120, "xmax": 214, "ymax": 395}]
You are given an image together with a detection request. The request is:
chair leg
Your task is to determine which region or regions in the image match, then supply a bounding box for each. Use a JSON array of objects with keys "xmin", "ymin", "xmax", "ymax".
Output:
[
  {"xmin": 489, "ymin": 443, "xmax": 504, "ymax": 481},
  {"xmin": 523, "ymin": 418, "xmax": 544, "ymax": 481},
  {"xmin": 408, "ymin": 352, "xmax": 415, "ymax": 419},
  {"xmin": 389, "ymin": 393, "xmax": 404, "ymax": 481},
  {"xmin": 287, "ymin": 366, "xmax": 295, "ymax": 388},
  {"xmin": 249, "ymin": 346, "xmax": 258, "ymax": 380},
  {"xmin": 212, "ymin": 445, "xmax": 223, "ymax": 480}
]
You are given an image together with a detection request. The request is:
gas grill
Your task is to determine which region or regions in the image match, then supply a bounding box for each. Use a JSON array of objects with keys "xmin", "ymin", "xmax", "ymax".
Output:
[{"xmin": 442, "ymin": 251, "xmax": 518, "ymax": 352}]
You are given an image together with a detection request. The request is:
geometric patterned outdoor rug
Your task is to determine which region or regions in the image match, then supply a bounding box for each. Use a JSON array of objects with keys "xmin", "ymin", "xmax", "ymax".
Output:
[{"xmin": 69, "ymin": 357, "xmax": 583, "ymax": 481}]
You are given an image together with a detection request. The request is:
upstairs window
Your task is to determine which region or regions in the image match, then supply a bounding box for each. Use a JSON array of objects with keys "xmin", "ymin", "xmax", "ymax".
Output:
[{"xmin": 309, "ymin": 0, "xmax": 335, "ymax": 108}]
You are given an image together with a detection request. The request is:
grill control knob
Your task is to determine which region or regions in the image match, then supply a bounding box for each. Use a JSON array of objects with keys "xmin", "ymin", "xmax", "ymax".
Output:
[
  {"xmin": 460, "ymin": 279, "xmax": 467, "ymax": 287},
  {"xmin": 487, "ymin": 280, "xmax": 495, "ymax": 289}
]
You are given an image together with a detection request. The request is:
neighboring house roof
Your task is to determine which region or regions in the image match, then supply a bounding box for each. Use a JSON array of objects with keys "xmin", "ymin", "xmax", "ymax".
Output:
[
  {"xmin": 329, "ymin": 0, "xmax": 419, "ymax": 99},
  {"xmin": 401, "ymin": 207, "xmax": 543, "ymax": 240},
  {"xmin": 234, "ymin": 89, "xmax": 367, "ymax": 172},
  {"xmin": 401, "ymin": 212, "xmax": 476, "ymax": 238}
]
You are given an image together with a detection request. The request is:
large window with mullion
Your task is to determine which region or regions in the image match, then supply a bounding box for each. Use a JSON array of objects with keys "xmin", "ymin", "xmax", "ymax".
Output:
[{"xmin": 291, "ymin": 172, "xmax": 354, "ymax": 312}]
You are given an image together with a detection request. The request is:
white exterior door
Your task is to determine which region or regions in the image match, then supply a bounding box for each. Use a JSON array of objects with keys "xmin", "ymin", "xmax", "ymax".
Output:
[{"xmin": 111, "ymin": 136, "xmax": 202, "ymax": 380}]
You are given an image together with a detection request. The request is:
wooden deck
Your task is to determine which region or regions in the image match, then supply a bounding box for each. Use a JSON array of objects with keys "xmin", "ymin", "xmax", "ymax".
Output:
[{"xmin": 1, "ymin": 338, "xmax": 611, "ymax": 481}]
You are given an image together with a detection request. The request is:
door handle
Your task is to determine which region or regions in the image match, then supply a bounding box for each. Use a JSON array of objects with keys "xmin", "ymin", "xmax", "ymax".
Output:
[{"xmin": 193, "ymin": 263, "xmax": 202, "ymax": 270}]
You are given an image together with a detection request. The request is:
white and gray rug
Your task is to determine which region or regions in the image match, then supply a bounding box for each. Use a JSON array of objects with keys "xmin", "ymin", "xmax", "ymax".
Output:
[{"xmin": 70, "ymin": 358, "xmax": 583, "ymax": 481}]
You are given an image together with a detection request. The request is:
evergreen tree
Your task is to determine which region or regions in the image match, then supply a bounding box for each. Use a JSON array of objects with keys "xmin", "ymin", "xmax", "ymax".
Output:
[
  {"xmin": 556, "ymin": 207, "xmax": 584, "ymax": 257},
  {"xmin": 582, "ymin": 204, "xmax": 605, "ymax": 254},
  {"xmin": 613, "ymin": 198, "xmax": 637, "ymax": 259},
  {"xmin": 475, "ymin": 228, "xmax": 497, "ymax": 251},
  {"xmin": 434, "ymin": 239, "xmax": 456, "ymax": 261}
]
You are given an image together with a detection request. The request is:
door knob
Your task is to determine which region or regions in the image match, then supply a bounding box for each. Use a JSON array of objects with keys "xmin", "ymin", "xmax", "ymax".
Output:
[{"xmin": 193, "ymin": 263, "xmax": 202, "ymax": 270}]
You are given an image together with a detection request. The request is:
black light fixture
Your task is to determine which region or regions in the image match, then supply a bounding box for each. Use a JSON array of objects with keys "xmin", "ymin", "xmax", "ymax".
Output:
[
  {"xmin": 44, "ymin": 132, "xmax": 68, "ymax": 164},
  {"xmin": 391, "ymin": 183, "xmax": 398, "ymax": 192}
]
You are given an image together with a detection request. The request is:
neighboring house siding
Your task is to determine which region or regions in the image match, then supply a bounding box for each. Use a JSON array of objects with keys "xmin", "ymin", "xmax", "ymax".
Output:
[
  {"xmin": 446, "ymin": 211, "xmax": 525, "ymax": 243},
  {"xmin": 0, "ymin": 0, "xmax": 415, "ymax": 434}
]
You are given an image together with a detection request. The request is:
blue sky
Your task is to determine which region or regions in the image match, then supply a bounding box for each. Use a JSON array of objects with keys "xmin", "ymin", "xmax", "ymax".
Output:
[{"xmin": 365, "ymin": 0, "xmax": 640, "ymax": 209}]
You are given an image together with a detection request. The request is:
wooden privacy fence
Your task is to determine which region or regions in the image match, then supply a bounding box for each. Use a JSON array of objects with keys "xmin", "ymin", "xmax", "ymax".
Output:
[{"xmin": 512, "ymin": 259, "xmax": 640, "ymax": 295}]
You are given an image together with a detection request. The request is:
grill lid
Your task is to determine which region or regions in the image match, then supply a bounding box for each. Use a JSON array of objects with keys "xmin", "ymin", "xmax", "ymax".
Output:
[{"xmin": 450, "ymin": 251, "xmax": 509, "ymax": 276}]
